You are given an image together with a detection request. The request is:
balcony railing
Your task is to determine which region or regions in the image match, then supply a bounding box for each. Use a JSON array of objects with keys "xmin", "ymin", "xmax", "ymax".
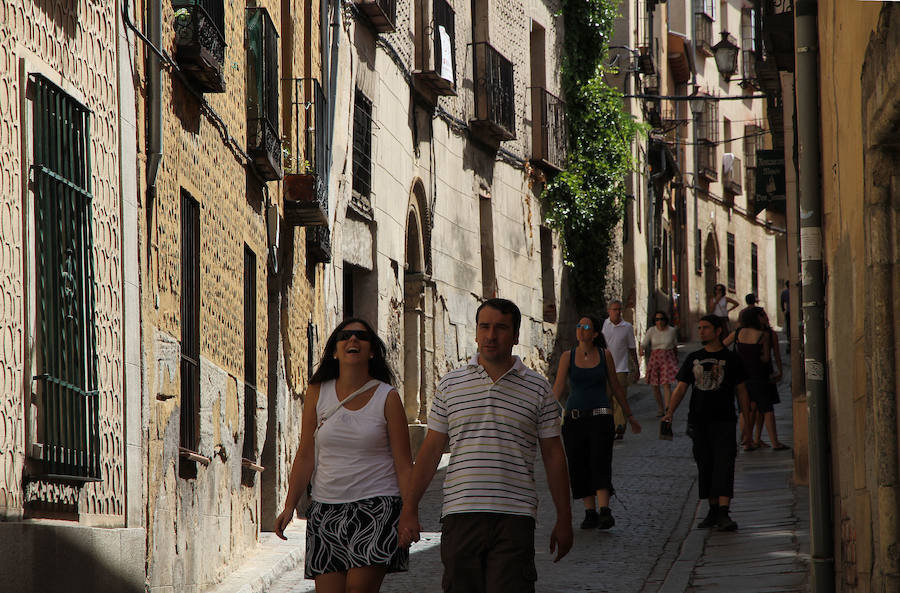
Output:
[
  {"xmin": 698, "ymin": 142, "xmax": 717, "ymax": 181},
  {"xmin": 413, "ymin": 0, "xmax": 457, "ymax": 96},
  {"xmin": 284, "ymin": 78, "xmax": 328, "ymax": 226},
  {"xmin": 723, "ymin": 154, "xmax": 742, "ymax": 195},
  {"xmin": 695, "ymin": 13, "xmax": 714, "ymax": 56},
  {"xmin": 173, "ymin": 0, "xmax": 226, "ymax": 92},
  {"xmin": 531, "ymin": 87, "xmax": 568, "ymax": 171},
  {"xmin": 470, "ymin": 42, "xmax": 515, "ymax": 143},
  {"xmin": 354, "ymin": 0, "xmax": 397, "ymax": 33},
  {"xmin": 246, "ymin": 7, "xmax": 282, "ymax": 180},
  {"xmin": 306, "ymin": 225, "xmax": 332, "ymax": 264}
]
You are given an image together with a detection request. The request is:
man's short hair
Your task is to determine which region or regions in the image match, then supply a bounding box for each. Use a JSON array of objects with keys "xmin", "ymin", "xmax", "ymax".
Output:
[
  {"xmin": 476, "ymin": 298, "xmax": 522, "ymax": 334},
  {"xmin": 607, "ymin": 299, "xmax": 623, "ymax": 308},
  {"xmin": 744, "ymin": 293, "xmax": 758, "ymax": 306},
  {"xmin": 700, "ymin": 314, "xmax": 725, "ymax": 337}
]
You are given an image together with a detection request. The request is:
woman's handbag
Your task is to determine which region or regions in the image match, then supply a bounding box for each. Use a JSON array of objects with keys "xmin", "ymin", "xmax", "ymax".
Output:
[{"xmin": 294, "ymin": 379, "xmax": 381, "ymax": 518}]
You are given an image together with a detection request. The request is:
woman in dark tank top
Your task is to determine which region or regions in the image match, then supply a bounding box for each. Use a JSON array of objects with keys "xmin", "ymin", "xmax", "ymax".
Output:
[{"xmin": 552, "ymin": 315, "xmax": 641, "ymax": 530}]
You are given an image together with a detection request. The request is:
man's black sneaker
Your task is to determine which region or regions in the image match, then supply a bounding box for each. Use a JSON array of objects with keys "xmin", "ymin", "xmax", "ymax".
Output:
[
  {"xmin": 698, "ymin": 505, "xmax": 719, "ymax": 528},
  {"xmin": 597, "ymin": 507, "xmax": 615, "ymax": 529},
  {"xmin": 716, "ymin": 506, "xmax": 738, "ymax": 531},
  {"xmin": 580, "ymin": 509, "xmax": 599, "ymax": 529}
]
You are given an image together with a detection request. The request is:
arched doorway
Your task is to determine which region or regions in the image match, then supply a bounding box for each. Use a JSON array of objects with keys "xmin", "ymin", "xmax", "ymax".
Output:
[
  {"xmin": 704, "ymin": 230, "xmax": 719, "ymax": 309},
  {"xmin": 403, "ymin": 182, "xmax": 432, "ymax": 426}
]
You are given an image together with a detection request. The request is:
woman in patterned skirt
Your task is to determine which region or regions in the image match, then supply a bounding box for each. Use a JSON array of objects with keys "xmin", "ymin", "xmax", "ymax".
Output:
[
  {"xmin": 640, "ymin": 310, "xmax": 679, "ymax": 416},
  {"xmin": 274, "ymin": 318, "xmax": 412, "ymax": 592}
]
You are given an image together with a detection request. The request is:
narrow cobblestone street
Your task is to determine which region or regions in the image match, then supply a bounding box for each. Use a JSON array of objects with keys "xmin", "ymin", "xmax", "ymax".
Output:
[{"xmin": 255, "ymin": 342, "xmax": 808, "ymax": 593}]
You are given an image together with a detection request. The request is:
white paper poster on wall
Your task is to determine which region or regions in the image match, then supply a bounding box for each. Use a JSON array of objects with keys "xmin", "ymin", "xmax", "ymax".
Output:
[{"xmin": 438, "ymin": 25, "xmax": 453, "ymax": 83}]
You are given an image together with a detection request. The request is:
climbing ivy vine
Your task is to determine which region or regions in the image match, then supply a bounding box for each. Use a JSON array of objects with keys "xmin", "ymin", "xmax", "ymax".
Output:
[{"xmin": 542, "ymin": 0, "xmax": 644, "ymax": 311}]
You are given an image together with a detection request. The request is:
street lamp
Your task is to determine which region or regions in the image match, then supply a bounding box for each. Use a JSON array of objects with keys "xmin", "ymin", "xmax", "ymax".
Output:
[
  {"xmin": 711, "ymin": 32, "xmax": 739, "ymax": 79},
  {"xmin": 689, "ymin": 87, "xmax": 707, "ymax": 117}
]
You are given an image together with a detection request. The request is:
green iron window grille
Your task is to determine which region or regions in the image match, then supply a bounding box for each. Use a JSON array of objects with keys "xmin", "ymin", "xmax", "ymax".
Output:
[
  {"xmin": 351, "ymin": 90, "xmax": 373, "ymax": 209},
  {"xmin": 242, "ymin": 246, "xmax": 257, "ymax": 461},
  {"xmin": 246, "ymin": 7, "xmax": 282, "ymax": 180},
  {"xmin": 180, "ymin": 191, "xmax": 201, "ymax": 459},
  {"xmin": 30, "ymin": 74, "xmax": 101, "ymax": 482}
]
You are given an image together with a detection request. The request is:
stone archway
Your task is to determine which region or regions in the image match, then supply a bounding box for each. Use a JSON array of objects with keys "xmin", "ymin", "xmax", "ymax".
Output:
[
  {"xmin": 704, "ymin": 230, "xmax": 720, "ymax": 306},
  {"xmin": 402, "ymin": 181, "xmax": 433, "ymax": 431}
]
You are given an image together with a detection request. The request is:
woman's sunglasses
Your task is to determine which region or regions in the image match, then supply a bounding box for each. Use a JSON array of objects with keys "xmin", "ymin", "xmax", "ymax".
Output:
[
  {"xmin": 336, "ymin": 329, "xmax": 372, "ymax": 342},
  {"xmin": 576, "ymin": 323, "xmax": 593, "ymax": 330}
]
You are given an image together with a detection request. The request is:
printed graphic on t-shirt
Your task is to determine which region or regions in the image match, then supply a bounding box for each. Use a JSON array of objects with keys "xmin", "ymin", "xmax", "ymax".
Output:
[{"xmin": 692, "ymin": 358, "xmax": 727, "ymax": 391}]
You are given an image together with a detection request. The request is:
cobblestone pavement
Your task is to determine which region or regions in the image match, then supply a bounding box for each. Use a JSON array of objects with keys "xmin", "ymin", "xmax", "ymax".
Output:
[{"xmin": 264, "ymin": 342, "xmax": 809, "ymax": 593}]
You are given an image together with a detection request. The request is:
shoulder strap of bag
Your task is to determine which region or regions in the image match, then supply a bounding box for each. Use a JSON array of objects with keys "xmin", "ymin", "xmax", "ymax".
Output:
[{"xmin": 314, "ymin": 379, "xmax": 381, "ymax": 436}]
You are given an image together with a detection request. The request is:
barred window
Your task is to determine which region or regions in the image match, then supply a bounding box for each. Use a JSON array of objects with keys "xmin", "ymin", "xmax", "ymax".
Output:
[
  {"xmin": 727, "ymin": 232, "xmax": 736, "ymax": 292},
  {"xmin": 352, "ymin": 89, "xmax": 373, "ymax": 203},
  {"xmin": 30, "ymin": 74, "xmax": 101, "ymax": 481},
  {"xmin": 180, "ymin": 190, "xmax": 201, "ymax": 465},
  {"xmin": 242, "ymin": 246, "xmax": 257, "ymax": 462}
]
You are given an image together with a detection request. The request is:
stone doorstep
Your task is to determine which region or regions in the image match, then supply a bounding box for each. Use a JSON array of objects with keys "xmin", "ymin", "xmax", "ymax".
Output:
[{"xmin": 203, "ymin": 521, "xmax": 307, "ymax": 593}]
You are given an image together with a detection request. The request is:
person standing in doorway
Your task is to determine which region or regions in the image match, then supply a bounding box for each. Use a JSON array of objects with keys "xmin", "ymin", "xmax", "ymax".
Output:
[
  {"xmin": 662, "ymin": 315, "xmax": 751, "ymax": 531},
  {"xmin": 602, "ymin": 300, "xmax": 640, "ymax": 440},
  {"xmin": 708, "ymin": 283, "xmax": 739, "ymax": 332},
  {"xmin": 398, "ymin": 298, "xmax": 573, "ymax": 593}
]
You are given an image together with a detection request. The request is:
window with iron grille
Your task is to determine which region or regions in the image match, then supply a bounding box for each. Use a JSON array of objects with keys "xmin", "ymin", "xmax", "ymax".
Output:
[
  {"xmin": 352, "ymin": 89, "xmax": 373, "ymax": 207},
  {"xmin": 751, "ymin": 243, "xmax": 758, "ymax": 295},
  {"xmin": 29, "ymin": 74, "xmax": 101, "ymax": 481},
  {"xmin": 741, "ymin": 8, "xmax": 757, "ymax": 83},
  {"xmin": 697, "ymin": 99, "xmax": 719, "ymax": 180},
  {"xmin": 727, "ymin": 232, "xmax": 736, "ymax": 291},
  {"xmin": 180, "ymin": 190, "xmax": 201, "ymax": 459},
  {"xmin": 242, "ymin": 246, "xmax": 257, "ymax": 461},
  {"xmin": 744, "ymin": 124, "xmax": 761, "ymax": 207}
]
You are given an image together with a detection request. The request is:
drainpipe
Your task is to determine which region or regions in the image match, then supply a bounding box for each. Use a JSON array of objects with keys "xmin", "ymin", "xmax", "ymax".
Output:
[
  {"xmin": 147, "ymin": 0, "xmax": 163, "ymax": 192},
  {"xmin": 793, "ymin": 1, "xmax": 834, "ymax": 592}
]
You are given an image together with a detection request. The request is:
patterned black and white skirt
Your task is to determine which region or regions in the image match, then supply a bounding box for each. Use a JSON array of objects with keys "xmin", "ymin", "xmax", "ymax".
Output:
[{"xmin": 304, "ymin": 495, "xmax": 408, "ymax": 579}]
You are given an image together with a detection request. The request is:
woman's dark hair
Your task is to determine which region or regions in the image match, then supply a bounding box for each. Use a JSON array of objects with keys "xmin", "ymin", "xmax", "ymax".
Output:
[
  {"xmin": 714, "ymin": 283, "xmax": 726, "ymax": 296},
  {"xmin": 579, "ymin": 314, "xmax": 607, "ymax": 349},
  {"xmin": 654, "ymin": 310, "xmax": 670, "ymax": 325},
  {"xmin": 738, "ymin": 306, "xmax": 766, "ymax": 331},
  {"xmin": 310, "ymin": 318, "xmax": 396, "ymax": 385}
]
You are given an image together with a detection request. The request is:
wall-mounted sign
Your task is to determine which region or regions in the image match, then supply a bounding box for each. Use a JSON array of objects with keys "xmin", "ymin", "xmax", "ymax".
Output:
[{"xmin": 754, "ymin": 150, "xmax": 786, "ymax": 215}]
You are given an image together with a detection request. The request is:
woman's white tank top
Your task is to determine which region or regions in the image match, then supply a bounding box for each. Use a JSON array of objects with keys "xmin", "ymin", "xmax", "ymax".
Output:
[
  {"xmin": 714, "ymin": 297, "xmax": 728, "ymax": 317},
  {"xmin": 311, "ymin": 380, "xmax": 400, "ymax": 503}
]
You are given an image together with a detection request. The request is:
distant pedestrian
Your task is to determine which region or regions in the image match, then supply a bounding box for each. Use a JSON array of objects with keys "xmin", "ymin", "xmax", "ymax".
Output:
[
  {"xmin": 780, "ymin": 281, "xmax": 791, "ymax": 351},
  {"xmin": 602, "ymin": 300, "xmax": 640, "ymax": 439},
  {"xmin": 755, "ymin": 310, "xmax": 788, "ymax": 450},
  {"xmin": 708, "ymin": 283, "xmax": 739, "ymax": 332},
  {"xmin": 274, "ymin": 318, "xmax": 412, "ymax": 592},
  {"xmin": 726, "ymin": 307, "xmax": 772, "ymax": 452},
  {"xmin": 552, "ymin": 315, "xmax": 641, "ymax": 531},
  {"xmin": 398, "ymin": 298, "xmax": 573, "ymax": 593},
  {"xmin": 640, "ymin": 310, "xmax": 679, "ymax": 417},
  {"xmin": 662, "ymin": 315, "xmax": 751, "ymax": 531}
]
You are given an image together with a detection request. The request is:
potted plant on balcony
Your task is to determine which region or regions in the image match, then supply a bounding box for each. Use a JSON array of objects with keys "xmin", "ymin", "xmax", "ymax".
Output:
[{"xmin": 282, "ymin": 148, "xmax": 316, "ymax": 203}]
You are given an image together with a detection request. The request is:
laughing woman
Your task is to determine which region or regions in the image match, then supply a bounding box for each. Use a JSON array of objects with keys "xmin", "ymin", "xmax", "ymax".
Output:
[{"xmin": 274, "ymin": 318, "xmax": 412, "ymax": 593}]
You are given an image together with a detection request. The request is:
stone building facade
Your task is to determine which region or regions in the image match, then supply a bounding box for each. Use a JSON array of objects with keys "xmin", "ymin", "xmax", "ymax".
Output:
[
  {"xmin": 324, "ymin": 0, "xmax": 569, "ymax": 438},
  {"xmin": 0, "ymin": 0, "xmax": 144, "ymax": 590},
  {"xmin": 610, "ymin": 0, "xmax": 783, "ymax": 343},
  {"xmin": 811, "ymin": 2, "xmax": 900, "ymax": 591}
]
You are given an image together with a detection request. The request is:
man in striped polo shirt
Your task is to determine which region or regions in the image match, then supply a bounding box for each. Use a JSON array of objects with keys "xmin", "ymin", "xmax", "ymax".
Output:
[{"xmin": 399, "ymin": 298, "xmax": 573, "ymax": 593}]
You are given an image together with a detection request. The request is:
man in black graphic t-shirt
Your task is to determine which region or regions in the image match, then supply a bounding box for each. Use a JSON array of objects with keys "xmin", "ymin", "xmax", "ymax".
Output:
[{"xmin": 662, "ymin": 315, "xmax": 750, "ymax": 531}]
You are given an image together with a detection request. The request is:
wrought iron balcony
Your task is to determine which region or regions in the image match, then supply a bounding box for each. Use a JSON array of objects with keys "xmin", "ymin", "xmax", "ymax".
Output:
[
  {"xmin": 723, "ymin": 154, "xmax": 742, "ymax": 195},
  {"xmin": 412, "ymin": 0, "xmax": 457, "ymax": 96},
  {"xmin": 698, "ymin": 142, "xmax": 717, "ymax": 181},
  {"xmin": 284, "ymin": 78, "xmax": 328, "ymax": 227},
  {"xmin": 354, "ymin": 0, "xmax": 397, "ymax": 33},
  {"xmin": 306, "ymin": 225, "xmax": 332, "ymax": 264},
  {"xmin": 470, "ymin": 42, "xmax": 515, "ymax": 144},
  {"xmin": 531, "ymin": 87, "xmax": 568, "ymax": 171},
  {"xmin": 173, "ymin": 0, "xmax": 226, "ymax": 92},
  {"xmin": 246, "ymin": 7, "xmax": 282, "ymax": 181},
  {"xmin": 695, "ymin": 12, "xmax": 714, "ymax": 57}
]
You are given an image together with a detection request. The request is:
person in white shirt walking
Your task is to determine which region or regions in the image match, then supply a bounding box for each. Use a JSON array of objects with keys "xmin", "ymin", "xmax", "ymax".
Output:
[
  {"xmin": 601, "ymin": 300, "xmax": 641, "ymax": 439},
  {"xmin": 640, "ymin": 310, "xmax": 679, "ymax": 417}
]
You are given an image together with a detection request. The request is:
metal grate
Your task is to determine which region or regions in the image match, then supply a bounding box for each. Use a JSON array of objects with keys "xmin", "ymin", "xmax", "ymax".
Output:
[
  {"xmin": 31, "ymin": 74, "xmax": 101, "ymax": 481},
  {"xmin": 531, "ymin": 87, "xmax": 568, "ymax": 170},
  {"xmin": 180, "ymin": 191, "xmax": 201, "ymax": 453},
  {"xmin": 246, "ymin": 7, "xmax": 282, "ymax": 180},
  {"xmin": 472, "ymin": 42, "xmax": 515, "ymax": 139},
  {"xmin": 352, "ymin": 89, "xmax": 373, "ymax": 202}
]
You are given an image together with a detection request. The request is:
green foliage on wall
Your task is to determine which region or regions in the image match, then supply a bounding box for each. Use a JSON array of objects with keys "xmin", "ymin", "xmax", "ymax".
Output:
[{"xmin": 542, "ymin": 0, "xmax": 643, "ymax": 311}]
